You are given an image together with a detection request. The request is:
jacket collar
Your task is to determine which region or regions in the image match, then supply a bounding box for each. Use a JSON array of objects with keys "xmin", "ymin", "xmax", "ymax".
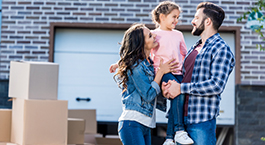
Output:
[{"xmin": 142, "ymin": 57, "xmax": 153, "ymax": 67}]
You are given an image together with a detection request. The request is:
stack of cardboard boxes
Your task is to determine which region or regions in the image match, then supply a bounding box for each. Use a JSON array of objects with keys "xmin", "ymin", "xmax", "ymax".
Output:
[
  {"xmin": 0, "ymin": 61, "xmax": 122, "ymax": 145},
  {"xmin": 8, "ymin": 61, "xmax": 68, "ymax": 145}
]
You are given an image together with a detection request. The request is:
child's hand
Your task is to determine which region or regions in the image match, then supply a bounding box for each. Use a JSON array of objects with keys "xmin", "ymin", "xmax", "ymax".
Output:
[{"xmin": 109, "ymin": 63, "xmax": 118, "ymax": 73}]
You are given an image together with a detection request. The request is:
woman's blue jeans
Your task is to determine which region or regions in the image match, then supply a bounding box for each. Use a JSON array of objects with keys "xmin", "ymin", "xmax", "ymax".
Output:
[
  {"xmin": 118, "ymin": 120, "xmax": 151, "ymax": 145},
  {"xmin": 161, "ymin": 73, "xmax": 185, "ymax": 139}
]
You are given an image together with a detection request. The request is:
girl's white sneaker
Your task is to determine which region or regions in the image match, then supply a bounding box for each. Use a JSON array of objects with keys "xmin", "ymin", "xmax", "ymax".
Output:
[
  {"xmin": 162, "ymin": 139, "xmax": 175, "ymax": 145},
  {"xmin": 174, "ymin": 131, "xmax": 194, "ymax": 144}
]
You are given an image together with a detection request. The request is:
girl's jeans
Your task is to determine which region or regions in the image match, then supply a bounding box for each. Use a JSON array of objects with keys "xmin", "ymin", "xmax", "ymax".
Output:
[
  {"xmin": 162, "ymin": 73, "xmax": 185, "ymax": 140},
  {"xmin": 118, "ymin": 120, "xmax": 151, "ymax": 145}
]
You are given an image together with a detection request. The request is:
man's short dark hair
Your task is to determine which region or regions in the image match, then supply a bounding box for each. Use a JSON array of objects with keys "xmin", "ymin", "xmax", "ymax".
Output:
[{"xmin": 197, "ymin": 2, "xmax": 225, "ymax": 30}]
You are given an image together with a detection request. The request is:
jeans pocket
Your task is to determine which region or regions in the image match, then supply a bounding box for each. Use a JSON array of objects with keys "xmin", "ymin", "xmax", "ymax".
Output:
[{"xmin": 118, "ymin": 121, "xmax": 124, "ymax": 133}]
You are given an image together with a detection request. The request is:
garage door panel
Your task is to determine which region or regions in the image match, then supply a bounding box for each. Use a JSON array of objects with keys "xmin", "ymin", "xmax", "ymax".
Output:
[
  {"xmin": 59, "ymin": 85, "xmax": 122, "ymax": 121},
  {"xmin": 55, "ymin": 52, "xmax": 119, "ymax": 85},
  {"xmin": 55, "ymin": 29, "xmax": 123, "ymax": 53},
  {"xmin": 54, "ymin": 52, "xmax": 122, "ymax": 121}
]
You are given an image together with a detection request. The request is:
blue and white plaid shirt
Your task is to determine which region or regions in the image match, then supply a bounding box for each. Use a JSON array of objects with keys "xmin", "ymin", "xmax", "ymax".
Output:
[{"xmin": 181, "ymin": 33, "xmax": 235, "ymax": 124}]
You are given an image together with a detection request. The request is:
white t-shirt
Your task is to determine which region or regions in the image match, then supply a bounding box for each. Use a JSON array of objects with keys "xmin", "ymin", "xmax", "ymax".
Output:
[{"xmin": 118, "ymin": 98, "xmax": 157, "ymax": 128}]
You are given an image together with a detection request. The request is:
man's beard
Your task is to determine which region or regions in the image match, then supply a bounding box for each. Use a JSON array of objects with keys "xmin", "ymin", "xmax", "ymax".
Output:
[{"xmin": 192, "ymin": 18, "xmax": 206, "ymax": 36}]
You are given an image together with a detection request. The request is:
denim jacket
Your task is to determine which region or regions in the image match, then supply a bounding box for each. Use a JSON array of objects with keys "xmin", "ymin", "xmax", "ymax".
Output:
[{"xmin": 121, "ymin": 58, "xmax": 167, "ymax": 117}]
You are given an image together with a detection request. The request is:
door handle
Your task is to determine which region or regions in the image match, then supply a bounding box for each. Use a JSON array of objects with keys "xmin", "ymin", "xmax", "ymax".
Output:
[{"xmin": 76, "ymin": 97, "xmax": 91, "ymax": 102}]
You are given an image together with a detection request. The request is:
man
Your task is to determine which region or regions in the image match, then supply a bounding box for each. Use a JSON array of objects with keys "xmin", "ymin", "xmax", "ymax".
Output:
[{"xmin": 162, "ymin": 2, "xmax": 235, "ymax": 145}]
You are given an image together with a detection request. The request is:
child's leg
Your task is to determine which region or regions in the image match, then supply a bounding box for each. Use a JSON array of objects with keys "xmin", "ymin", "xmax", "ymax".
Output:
[
  {"xmin": 171, "ymin": 94, "xmax": 185, "ymax": 132},
  {"xmin": 172, "ymin": 95, "xmax": 194, "ymax": 144},
  {"xmin": 171, "ymin": 75, "xmax": 193, "ymax": 144},
  {"xmin": 171, "ymin": 75, "xmax": 185, "ymax": 132},
  {"xmin": 166, "ymin": 108, "xmax": 174, "ymax": 140},
  {"xmin": 161, "ymin": 73, "xmax": 180, "ymax": 140}
]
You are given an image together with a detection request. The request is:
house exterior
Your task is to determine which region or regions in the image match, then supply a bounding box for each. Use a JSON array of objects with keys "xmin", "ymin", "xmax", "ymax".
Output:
[{"xmin": 0, "ymin": 0, "xmax": 264, "ymax": 144}]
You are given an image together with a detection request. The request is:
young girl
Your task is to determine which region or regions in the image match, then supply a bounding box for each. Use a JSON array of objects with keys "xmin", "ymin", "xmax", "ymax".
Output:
[
  {"xmin": 113, "ymin": 23, "xmax": 177, "ymax": 145},
  {"xmin": 151, "ymin": 1, "xmax": 193, "ymax": 145}
]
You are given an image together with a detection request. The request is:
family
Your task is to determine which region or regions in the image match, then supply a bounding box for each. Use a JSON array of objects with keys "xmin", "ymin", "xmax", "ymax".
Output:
[{"xmin": 109, "ymin": 1, "xmax": 235, "ymax": 145}]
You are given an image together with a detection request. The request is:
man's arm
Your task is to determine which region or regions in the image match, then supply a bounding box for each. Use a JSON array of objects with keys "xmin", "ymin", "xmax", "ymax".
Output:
[{"xmin": 181, "ymin": 46, "xmax": 235, "ymax": 96}]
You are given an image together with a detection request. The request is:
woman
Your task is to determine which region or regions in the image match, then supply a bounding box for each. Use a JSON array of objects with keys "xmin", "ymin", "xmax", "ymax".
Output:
[{"xmin": 113, "ymin": 23, "xmax": 177, "ymax": 145}]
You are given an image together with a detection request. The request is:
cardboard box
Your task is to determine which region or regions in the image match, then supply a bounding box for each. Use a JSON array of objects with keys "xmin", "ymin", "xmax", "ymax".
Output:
[
  {"xmin": 95, "ymin": 137, "xmax": 122, "ymax": 145},
  {"xmin": 84, "ymin": 134, "xmax": 102, "ymax": 145},
  {"xmin": 11, "ymin": 98, "xmax": 68, "ymax": 145},
  {"xmin": 0, "ymin": 109, "xmax": 11, "ymax": 142},
  {"xmin": 68, "ymin": 143, "xmax": 94, "ymax": 145},
  {"xmin": 68, "ymin": 118, "xmax": 85, "ymax": 144},
  {"xmin": 0, "ymin": 142, "xmax": 18, "ymax": 145},
  {"xmin": 0, "ymin": 143, "xmax": 18, "ymax": 145},
  {"xmin": 8, "ymin": 61, "xmax": 59, "ymax": 100},
  {"xmin": 68, "ymin": 110, "xmax": 97, "ymax": 134}
]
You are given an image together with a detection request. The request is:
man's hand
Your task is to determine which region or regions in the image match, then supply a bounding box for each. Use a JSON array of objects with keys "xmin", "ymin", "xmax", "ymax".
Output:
[{"xmin": 161, "ymin": 80, "xmax": 181, "ymax": 99}]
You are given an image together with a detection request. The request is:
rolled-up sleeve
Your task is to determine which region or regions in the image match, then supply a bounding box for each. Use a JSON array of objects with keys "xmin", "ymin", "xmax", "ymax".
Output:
[{"xmin": 151, "ymin": 81, "xmax": 161, "ymax": 94}]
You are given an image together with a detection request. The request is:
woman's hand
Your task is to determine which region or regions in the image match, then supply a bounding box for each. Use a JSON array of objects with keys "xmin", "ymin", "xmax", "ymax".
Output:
[
  {"xmin": 109, "ymin": 63, "xmax": 118, "ymax": 73},
  {"xmin": 158, "ymin": 58, "xmax": 178, "ymax": 74},
  {"xmin": 153, "ymin": 58, "xmax": 178, "ymax": 85},
  {"xmin": 161, "ymin": 82, "xmax": 171, "ymax": 99}
]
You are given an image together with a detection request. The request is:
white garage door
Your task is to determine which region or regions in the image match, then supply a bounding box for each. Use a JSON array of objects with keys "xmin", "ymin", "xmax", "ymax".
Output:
[{"xmin": 54, "ymin": 28, "xmax": 235, "ymax": 125}]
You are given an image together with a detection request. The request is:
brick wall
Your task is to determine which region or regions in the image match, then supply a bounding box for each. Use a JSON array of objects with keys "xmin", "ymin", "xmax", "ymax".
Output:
[
  {"xmin": 235, "ymin": 85, "xmax": 265, "ymax": 145},
  {"xmin": 0, "ymin": 0, "xmax": 265, "ymax": 85}
]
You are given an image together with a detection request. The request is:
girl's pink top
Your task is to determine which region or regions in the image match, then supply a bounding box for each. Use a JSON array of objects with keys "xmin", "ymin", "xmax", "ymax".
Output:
[{"xmin": 151, "ymin": 28, "xmax": 187, "ymax": 75}]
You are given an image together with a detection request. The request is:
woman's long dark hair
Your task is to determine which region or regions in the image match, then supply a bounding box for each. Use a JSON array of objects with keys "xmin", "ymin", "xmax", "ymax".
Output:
[{"xmin": 114, "ymin": 23, "xmax": 146, "ymax": 91}]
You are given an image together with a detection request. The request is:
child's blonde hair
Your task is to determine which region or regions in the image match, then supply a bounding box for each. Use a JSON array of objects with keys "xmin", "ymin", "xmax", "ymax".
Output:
[{"xmin": 151, "ymin": 1, "xmax": 181, "ymax": 27}]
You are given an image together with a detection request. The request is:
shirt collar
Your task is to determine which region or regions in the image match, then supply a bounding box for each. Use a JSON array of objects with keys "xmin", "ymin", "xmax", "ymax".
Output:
[
  {"xmin": 204, "ymin": 33, "xmax": 220, "ymax": 45},
  {"xmin": 193, "ymin": 33, "xmax": 220, "ymax": 48}
]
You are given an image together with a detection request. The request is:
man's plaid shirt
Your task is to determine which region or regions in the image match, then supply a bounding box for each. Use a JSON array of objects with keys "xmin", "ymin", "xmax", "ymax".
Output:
[{"xmin": 181, "ymin": 33, "xmax": 235, "ymax": 124}]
